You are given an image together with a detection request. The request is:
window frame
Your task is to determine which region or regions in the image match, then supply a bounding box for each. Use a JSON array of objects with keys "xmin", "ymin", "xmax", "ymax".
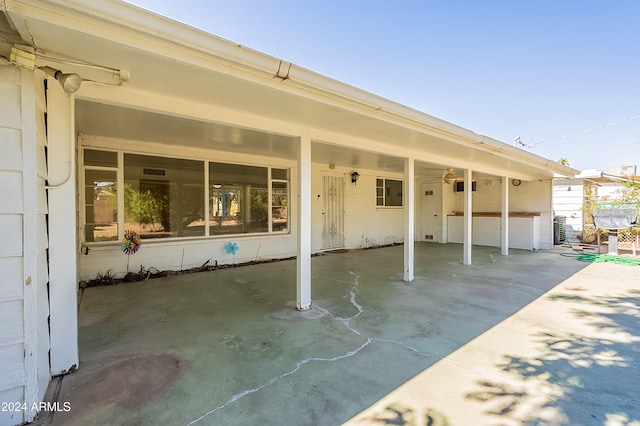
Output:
[
  {"xmin": 270, "ymin": 168, "xmax": 289, "ymax": 233},
  {"xmin": 376, "ymin": 177, "xmax": 404, "ymax": 208},
  {"xmin": 81, "ymin": 147, "xmax": 290, "ymax": 245},
  {"xmin": 82, "ymin": 156, "xmax": 119, "ymax": 243}
]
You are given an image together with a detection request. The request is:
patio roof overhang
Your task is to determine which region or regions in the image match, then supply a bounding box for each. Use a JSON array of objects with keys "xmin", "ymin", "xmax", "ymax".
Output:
[{"xmin": 2, "ymin": 0, "xmax": 577, "ymax": 181}]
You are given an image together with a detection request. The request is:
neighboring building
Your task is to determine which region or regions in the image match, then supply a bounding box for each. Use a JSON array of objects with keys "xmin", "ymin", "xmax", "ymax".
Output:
[
  {"xmin": 553, "ymin": 166, "xmax": 638, "ymax": 241},
  {"xmin": 0, "ymin": 1, "xmax": 575, "ymax": 424},
  {"xmin": 606, "ymin": 164, "xmax": 637, "ymax": 177}
]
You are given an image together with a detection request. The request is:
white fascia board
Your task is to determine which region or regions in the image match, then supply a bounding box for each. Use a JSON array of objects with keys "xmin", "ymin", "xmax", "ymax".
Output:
[
  {"xmin": 571, "ymin": 169, "xmax": 634, "ymax": 184},
  {"xmin": 576, "ymin": 168, "xmax": 604, "ymax": 178},
  {"xmin": 600, "ymin": 172, "xmax": 637, "ymax": 183},
  {"xmin": 2, "ymin": 0, "xmax": 289, "ymax": 81}
]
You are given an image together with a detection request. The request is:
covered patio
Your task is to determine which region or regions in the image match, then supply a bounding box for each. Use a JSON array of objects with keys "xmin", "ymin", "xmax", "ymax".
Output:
[
  {"xmin": 0, "ymin": 2, "xmax": 582, "ymax": 423},
  {"xmin": 35, "ymin": 243, "xmax": 640, "ymax": 425}
]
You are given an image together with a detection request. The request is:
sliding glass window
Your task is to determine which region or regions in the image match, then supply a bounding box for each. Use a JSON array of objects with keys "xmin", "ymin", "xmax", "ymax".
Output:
[
  {"xmin": 82, "ymin": 148, "xmax": 289, "ymax": 243},
  {"xmin": 124, "ymin": 154, "xmax": 205, "ymax": 239}
]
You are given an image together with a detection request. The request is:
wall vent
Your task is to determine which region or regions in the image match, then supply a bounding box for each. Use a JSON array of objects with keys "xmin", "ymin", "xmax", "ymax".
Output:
[
  {"xmin": 425, "ymin": 234, "xmax": 434, "ymax": 240},
  {"xmin": 143, "ymin": 168, "xmax": 166, "ymax": 176}
]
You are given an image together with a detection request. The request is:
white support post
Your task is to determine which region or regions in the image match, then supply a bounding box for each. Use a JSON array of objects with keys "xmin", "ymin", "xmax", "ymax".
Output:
[
  {"xmin": 463, "ymin": 169, "xmax": 472, "ymax": 265},
  {"xmin": 47, "ymin": 81, "xmax": 79, "ymax": 375},
  {"xmin": 296, "ymin": 136, "xmax": 312, "ymax": 310},
  {"xmin": 501, "ymin": 176, "xmax": 509, "ymax": 256},
  {"xmin": 404, "ymin": 157, "xmax": 415, "ymax": 282}
]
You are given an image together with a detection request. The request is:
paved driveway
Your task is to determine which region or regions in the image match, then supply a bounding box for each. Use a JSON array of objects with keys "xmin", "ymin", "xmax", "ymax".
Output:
[{"xmin": 36, "ymin": 244, "xmax": 640, "ymax": 425}]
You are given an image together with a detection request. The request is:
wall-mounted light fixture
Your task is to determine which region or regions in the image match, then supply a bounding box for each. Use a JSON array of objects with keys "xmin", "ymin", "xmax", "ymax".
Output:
[
  {"xmin": 8, "ymin": 47, "xmax": 129, "ymax": 95},
  {"xmin": 40, "ymin": 66, "xmax": 83, "ymax": 94},
  {"xmin": 443, "ymin": 168, "xmax": 456, "ymax": 185},
  {"xmin": 350, "ymin": 171, "xmax": 360, "ymax": 184}
]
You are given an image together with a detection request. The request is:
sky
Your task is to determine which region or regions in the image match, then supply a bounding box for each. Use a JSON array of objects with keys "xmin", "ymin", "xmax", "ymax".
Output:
[{"xmin": 126, "ymin": 0, "xmax": 640, "ymax": 172}]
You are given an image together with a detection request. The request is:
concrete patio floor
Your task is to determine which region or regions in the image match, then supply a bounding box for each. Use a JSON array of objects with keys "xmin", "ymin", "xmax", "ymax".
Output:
[{"xmin": 35, "ymin": 243, "xmax": 640, "ymax": 425}]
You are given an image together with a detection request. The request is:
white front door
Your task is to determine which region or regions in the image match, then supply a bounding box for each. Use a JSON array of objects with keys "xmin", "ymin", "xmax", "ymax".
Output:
[
  {"xmin": 420, "ymin": 183, "xmax": 439, "ymax": 242},
  {"xmin": 322, "ymin": 175, "xmax": 345, "ymax": 249}
]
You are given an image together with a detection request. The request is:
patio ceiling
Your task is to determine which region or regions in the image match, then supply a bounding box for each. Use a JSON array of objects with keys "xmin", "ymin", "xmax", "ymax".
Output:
[
  {"xmin": 75, "ymin": 100, "xmax": 409, "ymax": 174},
  {"xmin": 75, "ymin": 100, "xmax": 489, "ymax": 179},
  {"xmin": 3, "ymin": 0, "xmax": 577, "ymax": 181}
]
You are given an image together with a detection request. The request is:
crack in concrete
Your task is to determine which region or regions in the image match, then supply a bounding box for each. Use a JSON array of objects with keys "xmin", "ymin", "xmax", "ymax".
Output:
[
  {"xmin": 345, "ymin": 270, "xmax": 365, "ymax": 319},
  {"xmin": 187, "ymin": 269, "xmax": 435, "ymax": 425},
  {"xmin": 373, "ymin": 337, "xmax": 438, "ymax": 358},
  {"xmin": 186, "ymin": 338, "xmax": 372, "ymax": 425}
]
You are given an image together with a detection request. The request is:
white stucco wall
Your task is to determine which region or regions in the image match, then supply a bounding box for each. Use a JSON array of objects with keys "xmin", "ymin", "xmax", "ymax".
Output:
[
  {"xmin": 79, "ymin": 151, "xmax": 559, "ymax": 280},
  {"xmin": 78, "ymin": 136, "xmax": 299, "ymax": 281},
  {"xmin": 442, "ymin": 176, "xmax": 554, "ymax": 250},
  {"xmin": 78, "ymin": 140, "xmax": 409, "ymax": 282},
  {"xmin": 80, "ymin": 232, "xmax": 299, "ymax": 281},
  {"xmin": 0, "ymin": 66, "xmax": 50, "ymax": 425},
  {"xmin": 310, "ymin": 166, "xmax": 405, "ymax": 252},
  {"xmin": 499, "ymin": 179, "xmax": 554, "ymax": 249}
]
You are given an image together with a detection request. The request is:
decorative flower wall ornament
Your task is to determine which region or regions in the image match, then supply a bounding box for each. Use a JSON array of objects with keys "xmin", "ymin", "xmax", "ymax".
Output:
[
  {"xmin": 121, "ymin": 230, "xmax": 142, "ymax": 255},
  {"xmin": 225, "ymin": 241, "xmax": 239, "ymax": 255}
]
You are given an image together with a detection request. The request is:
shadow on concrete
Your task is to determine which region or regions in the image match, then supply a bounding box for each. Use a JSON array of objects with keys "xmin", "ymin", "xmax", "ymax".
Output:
[
  {"xmin": 356, "ymin": 404, "xmax": 451, "ymax": 426},
  {"xmin": 466, "ymin": 288, "xmax": 640, "ymax": 423}
]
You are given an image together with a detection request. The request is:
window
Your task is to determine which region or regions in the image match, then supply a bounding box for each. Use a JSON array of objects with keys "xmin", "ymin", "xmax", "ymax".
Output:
[
  {"xmin": 271, "ymin": 168, "xmax": 289, "ymax": 232},
  {"xmin": 376, "ymin": 178, "xmax": 403, "ymax": 207},
  {"xmin": 84, "ymin": 150, "xmax": 118, "ymax": 242},
  {"xmin": 82, "ymin": 148, "xmax": 289, "ymax": 243},
  {"xmin": 125, "ymin": 154, "xmax": 204, "ymax": 239},
  {"xmin": 85, "ymin": 149, "xmax": 117, "ymax": 167},
  {"xmin": 84, "ymin": 169, "xmax": 118, "ymax": 242},
  {"xmin": 209, "ymin": 162, "xmax": 268, "ymax": 235}
]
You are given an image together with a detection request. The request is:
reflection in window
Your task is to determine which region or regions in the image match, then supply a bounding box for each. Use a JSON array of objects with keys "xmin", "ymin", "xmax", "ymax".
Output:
[
  {"xmin": 272, "ymin": 169, "xmax": 288, "ymax": 231},
  {"xmin": 84, "ymin": 149, "xmax": 117, "ymax": 167},
  {"xmin": 82, "ymin": 148, "xmax": 289, "ymax": 242},
  {"xmin": 124, "ymin": 154, "xmax": 204, "ymax": 239},
  {"xmin": 85, "ymin": 170, "xmax": 118, "ymax": 241},
  {"xmin": 209, "ymin": 162, "xmax": 269, "ymax": 234},
  {"xmin": 376, "ymin": 178, "xmax": 403, "ymax": 207}
]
